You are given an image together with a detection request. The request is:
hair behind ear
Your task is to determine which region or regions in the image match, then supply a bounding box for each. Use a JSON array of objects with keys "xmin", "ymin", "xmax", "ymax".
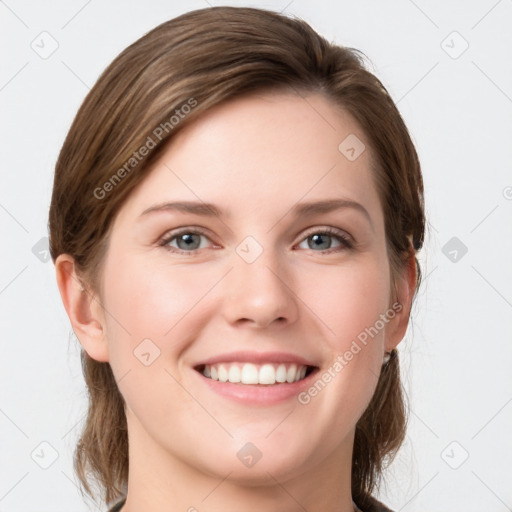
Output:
[
  {"xmin": 352, "ymin": 349, "xmax": 406, "ymax": 509},
  {"xmin": 74, "ymin": 352, "xmax": 128, "ymax": 506}
]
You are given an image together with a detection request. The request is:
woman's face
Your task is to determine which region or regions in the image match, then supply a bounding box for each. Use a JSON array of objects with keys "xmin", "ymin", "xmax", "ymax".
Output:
[{"xmin": 96, "ymin": 91, "xmax": 407, "ymax": 483}]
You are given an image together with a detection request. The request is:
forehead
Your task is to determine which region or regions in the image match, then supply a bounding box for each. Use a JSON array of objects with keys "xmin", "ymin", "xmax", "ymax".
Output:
[{"xmin": 116, "ymin": 90, "xmax": 383, "ymax": 227}]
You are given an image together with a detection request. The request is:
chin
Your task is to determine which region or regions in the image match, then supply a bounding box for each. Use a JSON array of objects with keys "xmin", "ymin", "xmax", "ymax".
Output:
[
  {"xmin": 215, "ymin": 461, "xmax": 301, "ymax": 487},
  {"xmin": 203, "ymin": 442, "xmax": 312, "ymax": 486}
]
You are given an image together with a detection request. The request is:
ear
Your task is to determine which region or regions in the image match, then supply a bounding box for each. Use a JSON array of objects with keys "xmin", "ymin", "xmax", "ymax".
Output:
[
  {"xmin": 55, "ymin": 254, "xmax": 110, "ymax": 362},
  {"xmin": 385, "ymin": 251, "xmax": 417, "ymax": 352}
]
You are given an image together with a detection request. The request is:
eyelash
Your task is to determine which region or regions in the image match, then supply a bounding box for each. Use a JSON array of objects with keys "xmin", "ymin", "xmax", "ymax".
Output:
[{"xmin": 158, "ymin": 226, "xmax": 354, "ymax": 255}]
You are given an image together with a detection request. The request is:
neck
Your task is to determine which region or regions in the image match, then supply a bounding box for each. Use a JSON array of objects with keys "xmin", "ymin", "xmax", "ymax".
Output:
[{"xmin": 119, "ymin": 410, "xmax": 356, "ymax": 512}]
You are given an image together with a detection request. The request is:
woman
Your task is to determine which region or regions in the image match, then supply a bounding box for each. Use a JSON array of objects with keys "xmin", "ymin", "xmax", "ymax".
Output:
[{"xmin": 49, "ymin": 6, "xmax": 425, "ymax": 512}]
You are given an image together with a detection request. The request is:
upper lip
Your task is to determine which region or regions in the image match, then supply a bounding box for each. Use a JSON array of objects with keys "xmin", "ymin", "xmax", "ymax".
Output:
[{"xmin": 194, "ymin": 351, "xmax": 319, "ymax": 368}]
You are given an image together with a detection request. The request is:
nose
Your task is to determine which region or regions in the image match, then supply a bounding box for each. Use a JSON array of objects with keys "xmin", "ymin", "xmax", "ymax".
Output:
[{"xmin": 221, "ymin": 245, "xmax": 299, "ymax": 329}]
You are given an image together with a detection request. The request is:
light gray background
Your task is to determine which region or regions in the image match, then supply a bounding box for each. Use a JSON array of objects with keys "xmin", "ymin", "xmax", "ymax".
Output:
[{"xmin": 1, "ymin": 1, "xmax": 511, "ymax": 511}]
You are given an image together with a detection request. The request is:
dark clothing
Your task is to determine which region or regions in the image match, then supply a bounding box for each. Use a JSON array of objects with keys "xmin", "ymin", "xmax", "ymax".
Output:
[
  {"xmin": 355, "ymin": 495, "xmax": 395, "ymax": 511},
  {"xmin": 107, "ymin": 495, "xmax": 394, "ymax": 511},
  {"xmin": 108, "ymin": 501, "xmax": 124, "ymax": 512}
]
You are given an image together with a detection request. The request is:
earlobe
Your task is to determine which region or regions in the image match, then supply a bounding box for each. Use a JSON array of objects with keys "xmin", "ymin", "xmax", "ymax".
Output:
[
  {"xmin": 385, "ymin": 253, "xmax": 417, "ymax": 352},
  {"xmin": 55, "ymin": 254, "xmax": 110, "ymax": 362}
]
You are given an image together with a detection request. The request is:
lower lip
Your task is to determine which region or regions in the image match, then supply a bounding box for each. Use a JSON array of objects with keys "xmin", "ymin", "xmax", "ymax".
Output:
[{"xmin": 193, "ymin": 368, "xmax": 319, "ymax": 406}]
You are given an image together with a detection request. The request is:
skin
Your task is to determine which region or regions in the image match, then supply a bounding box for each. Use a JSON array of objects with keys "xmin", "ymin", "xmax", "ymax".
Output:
[{"xmin": 56, "ymin": 90, "xmax": 416, "ymax": 512}]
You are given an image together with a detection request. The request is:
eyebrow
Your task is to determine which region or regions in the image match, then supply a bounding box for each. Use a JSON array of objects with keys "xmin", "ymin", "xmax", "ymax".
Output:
[{"xmin": 139, "ymin": 198, "xmax": 373, "ymax": 227}]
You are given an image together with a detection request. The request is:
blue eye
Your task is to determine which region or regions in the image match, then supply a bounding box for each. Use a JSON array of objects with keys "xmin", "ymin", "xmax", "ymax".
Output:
[
  {"xmin": 159, "ymin": 227, "xmax": 353, "ymax": 255},
  {"xmin": 160, "ymin": 229, "xmax": 211, "ymax": 253},
  {"xmin": 297, "ymin": 227, "xmax": 353, "ymax": 252}
]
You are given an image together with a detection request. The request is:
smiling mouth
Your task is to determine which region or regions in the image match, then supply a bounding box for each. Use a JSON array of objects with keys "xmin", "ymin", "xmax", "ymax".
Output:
[{"xmin": 194, "ymin": 362, "xmax": 318, "ymax": 385}]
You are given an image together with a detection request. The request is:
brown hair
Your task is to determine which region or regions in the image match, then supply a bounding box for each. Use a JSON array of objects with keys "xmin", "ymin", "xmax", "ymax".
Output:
[{"xmin": 49, "ymin": 6, "xmax": 425, "ymax": 509}]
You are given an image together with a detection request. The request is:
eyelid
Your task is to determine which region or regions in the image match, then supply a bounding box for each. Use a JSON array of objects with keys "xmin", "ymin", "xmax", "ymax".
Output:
[{"xmin": 298, "ymin": 226, "xmax": 353, "ymax": 244}]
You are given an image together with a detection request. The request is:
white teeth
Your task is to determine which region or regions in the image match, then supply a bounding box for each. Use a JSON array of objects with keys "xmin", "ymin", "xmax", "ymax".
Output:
[
  {"xmin": 201, "ymin": 362, "xmax": 310, "ymax": 385},
  {"xmin": 228, "ymin": 365, "xmax": 241, "ymax": 383},
  {"xmin": 259, "ymin": 364, "xmax": 275, "ymax": 385},
  {"xmin": 241, "ymin": 363, "xmax": 259, "ymax": 384},
  {"xmin": 287, "ymin": 364, "xmax": 297, "ymax": 383},
  {"xmin": 276, "ymin": 364, "xmax": 287, "ymax": 383},
  {"xmin": 218, "ymin": 364, "xmax": 229, "ymax": 382}
]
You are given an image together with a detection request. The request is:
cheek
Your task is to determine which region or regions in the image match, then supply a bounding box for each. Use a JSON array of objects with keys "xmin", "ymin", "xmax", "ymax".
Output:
[
  {"xmin": 297, "ymin": 256, "xmax": 391, "ymax": 407},
  {"xmin": 102, "ymin": 254, "xmax": 214, "ymax": 344},
  {"xmin": 99, "ymin": 252, "xmax": 232, "ymax": 406},
  {"xmin": 298, "ymin": 256, "xmax": 391, "ymax": 347},
  {"xmin": 99, "ymin": 255, "xmax": 215, "ymax": 427}
]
